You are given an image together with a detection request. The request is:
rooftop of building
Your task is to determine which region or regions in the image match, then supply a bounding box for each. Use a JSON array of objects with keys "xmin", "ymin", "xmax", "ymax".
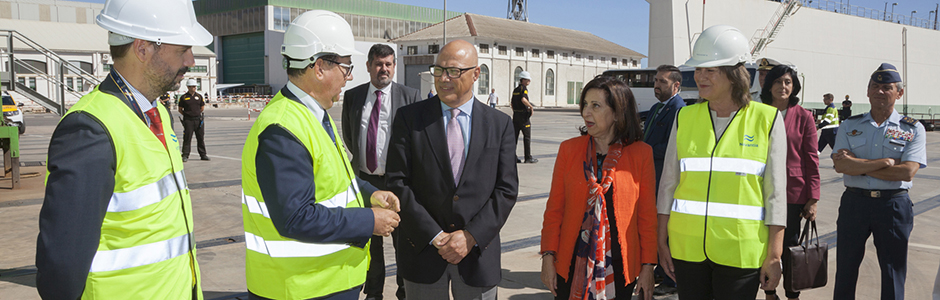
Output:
[
  {"xmin": 393, "ymin": 13, "xmax": 646, "ymax": 59},
  {"xmin": 0, "ymin": 18, "xmax": 216, "ymax": 56},
  {"xmin": 193, "ymin": 0, "xmax": 461, "ymax": 24}
]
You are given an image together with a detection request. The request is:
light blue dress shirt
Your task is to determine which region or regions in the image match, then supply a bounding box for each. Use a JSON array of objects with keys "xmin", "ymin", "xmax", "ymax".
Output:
[
  {"xmin": 833, "ymin": 109, "xmax": 927, "ymax": 190},
  {"xmin": 440, "ymin": 98, "xmax": 474, "ymax": 157}
]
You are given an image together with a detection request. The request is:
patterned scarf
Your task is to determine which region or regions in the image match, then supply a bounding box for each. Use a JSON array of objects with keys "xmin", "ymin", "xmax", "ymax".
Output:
[{"xmin": 569, "ymin": 139, "xmax": 623, "ymax": 300}]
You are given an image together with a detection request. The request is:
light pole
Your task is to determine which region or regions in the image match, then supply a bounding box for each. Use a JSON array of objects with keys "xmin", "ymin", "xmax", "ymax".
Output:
[
  {"xmin": 911, "ymin": 10, "xmax": 917, "ymax": 25},
  {"xmin": 891, "ymin": 3, "xmax": 898, "ymax": 22},
  {"xmin": 884, "ymin": 2, "xmax": 889, "ymax": 20}
]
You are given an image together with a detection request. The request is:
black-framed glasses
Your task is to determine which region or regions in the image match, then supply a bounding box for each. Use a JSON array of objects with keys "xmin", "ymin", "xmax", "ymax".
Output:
[
  {"xmin": 321, "ymin": 58, "xmax": 355, "ymax": 78},
  {"xmin": 430, "ymin": 65, "xmax": 476, "ymax": 79}
]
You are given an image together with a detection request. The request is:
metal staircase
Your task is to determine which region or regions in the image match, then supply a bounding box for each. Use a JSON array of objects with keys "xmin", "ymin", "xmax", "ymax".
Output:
[
  {"xmin": 0, "ymin": 29, "xmax": 100, "ymax": 115},
  {"xmin": 750, "ymin": 0, "xmax": 802, "ymax": 58}
]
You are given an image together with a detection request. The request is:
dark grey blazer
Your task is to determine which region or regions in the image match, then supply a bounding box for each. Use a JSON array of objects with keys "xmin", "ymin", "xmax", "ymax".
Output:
[
  {"xmin": 385, "ymin": 97, "xmax": 518, "ymax": 287},
  {"xmin": 341, "ymin": 81, "xmax": 422, "ymax": 179}
]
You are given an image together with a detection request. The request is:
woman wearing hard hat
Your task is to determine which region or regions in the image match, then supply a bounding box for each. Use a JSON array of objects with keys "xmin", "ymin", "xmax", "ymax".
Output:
[{"xmin": 655, "ymin": 24, "xmax": 787, "ymax": 299}]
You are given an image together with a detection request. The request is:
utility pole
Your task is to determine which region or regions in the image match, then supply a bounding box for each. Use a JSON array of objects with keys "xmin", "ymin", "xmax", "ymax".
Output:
[
  {"xmin": 935, "ymin": 3, "xmax": 939, "ymax": 30},
  {"xmin": 443, "ymin": 0, "xmax": 446, "ymax": 45},
  {"xmin": 891, "ymin": 3, "xmax": 897, "ymax": 22}
]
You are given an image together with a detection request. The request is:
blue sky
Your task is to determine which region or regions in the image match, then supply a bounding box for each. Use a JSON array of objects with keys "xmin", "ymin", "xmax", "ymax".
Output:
[{"xmin": 76, "ymin": 0, "xmax": 939, "ymax": 65}]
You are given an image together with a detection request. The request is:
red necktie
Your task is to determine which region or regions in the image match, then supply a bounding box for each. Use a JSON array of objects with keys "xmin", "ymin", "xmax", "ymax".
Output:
[{"xmin": 144, "ymin": 107, "xmax": 167, "ymax": 148}]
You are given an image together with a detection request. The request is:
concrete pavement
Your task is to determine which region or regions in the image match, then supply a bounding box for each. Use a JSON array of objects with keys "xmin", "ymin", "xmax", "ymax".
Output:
[{"xmin": 2, "ymin": 104, "xmax": 940, "ymax": 300}]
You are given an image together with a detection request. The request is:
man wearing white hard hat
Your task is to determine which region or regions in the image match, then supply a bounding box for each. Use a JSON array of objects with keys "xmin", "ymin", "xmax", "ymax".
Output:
[
  {"xmin": 179, "ymin": 78, "xmax": 209, "ymax": 162},
  {"xmin": 511, "ymin": 70, "xmax": 538, "ymax": 163},
  {"xmin": 240, "ymin": 10, "xmax": 401, "ymax": 300},
  {"xmin": 656, "ymin": 24, "xmax": 786, "ymax": 299},
  {"xmin": 35, "ymin": 0, "xmax": 210, "ymax": 299}
]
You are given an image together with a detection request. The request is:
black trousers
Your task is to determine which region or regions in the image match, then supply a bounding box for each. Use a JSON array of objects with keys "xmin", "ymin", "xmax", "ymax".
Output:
[
  {"xmin": 781, "ymin": 203, "xmax": 806, "ymax": 299},
  {"xmin": 512, "ymin": 112, "xmax": 532, "ymax": 159},
  {"xmin": 834, "ymin": 189, "xmax": 913, "ymax": 300},
  {"xmin": 818, "ymin": 128, "xmax": 837, "ymax": 153},
  {"xmin": 672, "ymin": 258, "xmax": 761, "ymax": 300},
  {"xmin": 359, "ymin": 172, "xmax": 405, "ymax": 300},
  {"xmin": 181, "ymin": 117, "xmax": 206, "ymax": 158}
]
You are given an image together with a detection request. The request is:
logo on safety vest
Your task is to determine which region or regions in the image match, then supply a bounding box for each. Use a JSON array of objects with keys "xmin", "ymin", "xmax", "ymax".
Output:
[{"xmin": 740, "ymin": 134, "xmax": 758, "ymax": 147}]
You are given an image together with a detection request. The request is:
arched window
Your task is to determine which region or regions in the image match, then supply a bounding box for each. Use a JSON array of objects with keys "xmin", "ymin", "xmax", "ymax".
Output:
[
  {"xmin": 478, "ymin": 64, "xmax": 490, "ymax": 95},
  {"xmin": 513, "ymin": 66, "xmax": 523, "ymax": 85},
  {"xmin": 15, "ymin": 59, "xmax": 46, "ymax": 74},
  {"xmin": 545, "ymin": 69, "xmax": 555, "ymax": 96}
]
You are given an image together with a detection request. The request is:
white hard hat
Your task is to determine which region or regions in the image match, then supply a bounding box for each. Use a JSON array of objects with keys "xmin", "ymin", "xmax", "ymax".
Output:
[
  {"xmin": 186, "ymin": 79, "xmax": 197, "ymax": 86},
  {"xmin": 96, "ymin": 0, "xmax": 212, "ymax": 46},
  {"xmin": 519, "ymin": 71, "xmax": 532, "ymax": 80},
  {"xmin": 684, "ymin": 25, "xmax": 750, "ymax": 68},
  {"xmin": 281, "ymin": 10, "xmax": 363, "ymax": 69}
]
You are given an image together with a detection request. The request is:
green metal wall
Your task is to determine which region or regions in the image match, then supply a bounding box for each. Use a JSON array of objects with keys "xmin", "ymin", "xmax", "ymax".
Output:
[
  {"xmin": 193, "ymin": 0, "xmax": 461, "ymax": 24},
  {"xmin": 221, "ymin": 32, "xmax": 265, "ymax": 85}
]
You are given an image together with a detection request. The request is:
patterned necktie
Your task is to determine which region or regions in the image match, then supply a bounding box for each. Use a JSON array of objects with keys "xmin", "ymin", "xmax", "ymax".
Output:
[
  {"xmin": 447, "ymin": 108, "xmax": 465, "ymax": 183},
  {"xmin": 144, "ymin": 107, "xmax": 167, "ymax": 148},
  {"xmin": 366, "ymin": 90, "xmax": 382, "ymax": 173},
  {"xmin": 322, "ymin": 113, "xmax": 336, "ymax": 144},
  {"xmin": 644, "ymin": 103, "xmax": 664, "ymax": 140}
]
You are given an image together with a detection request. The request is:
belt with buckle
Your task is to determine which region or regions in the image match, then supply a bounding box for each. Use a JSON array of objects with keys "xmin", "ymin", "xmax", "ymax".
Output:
[{"xmin": 846, "ymin": 187, "xmax": 908, "ymax": 198}]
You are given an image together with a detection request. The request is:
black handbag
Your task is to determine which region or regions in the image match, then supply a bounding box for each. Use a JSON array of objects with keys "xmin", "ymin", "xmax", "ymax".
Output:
[{"xmin": 783, "ymin": 219, "xmax": 828, "ymax": 291}]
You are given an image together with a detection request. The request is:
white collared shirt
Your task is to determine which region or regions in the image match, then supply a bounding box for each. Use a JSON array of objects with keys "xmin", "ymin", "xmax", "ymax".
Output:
[
  {"xmin": 358, "ymin": 84, "xmax": 394, "ymax": 175},
  {"xmin": 286, "ymin": 80, "xmax": 327, "ymax": 125},
  {"xmin": 113, "ymin": 70, "xmax": 156, "ymax": 126}
]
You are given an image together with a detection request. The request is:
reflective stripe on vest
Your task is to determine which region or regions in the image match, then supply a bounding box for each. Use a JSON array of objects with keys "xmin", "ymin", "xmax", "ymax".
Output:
[
  {"xmin": 679, "ymin": 157, "xmax": 766, "ymax": 177},
  {"xmin": 244, "ymin": 232, "xmax": 349, "ymax": 258},
  {"xmin": 671, "ymin": 199, "xmax": 765, "ymax": 221},
  {"xmin": 108, "ymin": 171, "xmax": 187, "ymax": 212},
  {"xmin": 90, "ymin": 233, "xmax": 192, "ymax": 272}
]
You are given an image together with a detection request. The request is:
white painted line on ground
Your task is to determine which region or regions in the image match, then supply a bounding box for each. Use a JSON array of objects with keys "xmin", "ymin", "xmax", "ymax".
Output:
[
  {"xmin": 909, "ymin": 242, "xmax": 940, "ymax": 252},
  {"xmin": 207, "ymin": 154, "xmax": 241, "ymax": 161}
]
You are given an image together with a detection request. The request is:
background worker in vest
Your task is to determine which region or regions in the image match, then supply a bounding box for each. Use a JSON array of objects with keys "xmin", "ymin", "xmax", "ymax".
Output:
[
  {"xmin": 643, "ymin": 64, "xmax": 685, "ymax": 295},
  {"xmin": 831, "ymin": 63, "xmax": 926, "ymax": 300},
  {"xmin": 240, "ymin": 10, "xmax": 401, "ymax": 300},
  {"xmin": 35, "ymin": 0, "xmax": 211, "ymax": 298},
  {"xmin": 656, "ymin": 25, "xmax": 786, "ymax": 300},
  {"xmin": 341, "ymin": 43, "xmax": 421, "ymax": 300},
  {"xmin": 817, "ymin": 93, "xmax": 839, "ymax": 155},
  {"xmin": 512, "ymin": 70, "xmax": 537, "ymax": 163},
  {"xmin": 179, "ymin": 79, "xmax": 209, "ymax": 162}
]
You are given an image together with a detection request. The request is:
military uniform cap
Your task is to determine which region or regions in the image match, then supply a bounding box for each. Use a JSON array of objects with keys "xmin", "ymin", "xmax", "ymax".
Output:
[
  {"xmin": 871, "ymin": 63, "xmax": 902, "ymax": 83},
  {"xmin": 758, "ymin": 58, "xmax": 781, "ymax": 70}
]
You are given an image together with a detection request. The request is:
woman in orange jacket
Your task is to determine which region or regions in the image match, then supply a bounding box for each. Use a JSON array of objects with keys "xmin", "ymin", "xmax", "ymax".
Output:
[{"xmin": 540, "ymin": 76, "xmax": 658, "ymax": 300}]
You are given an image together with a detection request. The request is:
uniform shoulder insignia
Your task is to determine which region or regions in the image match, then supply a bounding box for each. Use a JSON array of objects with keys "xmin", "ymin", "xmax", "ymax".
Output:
[
  {"xmin": 847, "ymin": 114, "xmax": 864, "ymax": 120},
  {"xmin": 900, "ymin": 116, "xmax": 917, "ymax": 126}
]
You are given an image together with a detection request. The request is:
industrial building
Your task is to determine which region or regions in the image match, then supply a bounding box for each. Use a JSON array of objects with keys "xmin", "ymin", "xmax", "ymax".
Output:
[{"xmin": 0, "ymin": 0, "xmax": 217, "ymax": 113}]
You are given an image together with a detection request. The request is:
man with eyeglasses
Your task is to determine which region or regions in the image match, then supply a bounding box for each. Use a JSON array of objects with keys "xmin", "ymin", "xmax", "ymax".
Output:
[
  {"xmin": 240, "ymin": 10, "xmax": 402, "ymax": 300},
  {"xmin": 386, "ymin": 39, "xmax": 519, "ymax": 300},
  {"xmin": 511, "ymin": 70, "xmax": 538, "ymax": 163}
]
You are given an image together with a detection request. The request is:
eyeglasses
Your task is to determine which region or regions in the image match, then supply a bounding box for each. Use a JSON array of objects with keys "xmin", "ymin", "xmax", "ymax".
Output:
[
  {"xmin": 321, "ymin": 58, "xmax": 355, "ymax": 78},
  {"xmin": 430, "ymin": 65, "xmax": 476, "ymax": 79}
]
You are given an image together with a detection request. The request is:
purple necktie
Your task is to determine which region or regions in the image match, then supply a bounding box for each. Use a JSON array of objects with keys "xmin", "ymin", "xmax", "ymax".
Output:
[
  {"xmin": 447, "ymin": 108, "xmax": 465, "ymax": 183},
  {"xmin": 366, "ymin": 90, "xmax": 382, "ymax": 173}
]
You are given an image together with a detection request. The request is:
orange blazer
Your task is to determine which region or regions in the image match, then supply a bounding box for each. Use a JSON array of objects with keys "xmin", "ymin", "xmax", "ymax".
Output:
[{"xmin": 541, "ymin": 135, "xmax": 658, "ymax": 282}]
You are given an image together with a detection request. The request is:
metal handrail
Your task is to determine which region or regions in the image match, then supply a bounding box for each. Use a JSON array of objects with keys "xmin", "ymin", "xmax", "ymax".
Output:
[
  {"xmin": 799, "ymin": 0, "xmax": 938, "ymax": 30},
  {"xmin": 0, "ymin": 30, "xmax": 100, "ymax": 84},
  {"xmin": 12, "ymin": 57, "xmax": 86, "ymax": 99}
]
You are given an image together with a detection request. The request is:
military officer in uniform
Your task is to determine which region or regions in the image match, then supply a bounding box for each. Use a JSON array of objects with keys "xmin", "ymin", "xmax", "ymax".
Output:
[
  {"xmin": 831, "ymin": 63, "xmax": 927, "ymax": 300},
  {"xmin": 178, "ymin": 79, "xmax": 208, "ymax": 161}
]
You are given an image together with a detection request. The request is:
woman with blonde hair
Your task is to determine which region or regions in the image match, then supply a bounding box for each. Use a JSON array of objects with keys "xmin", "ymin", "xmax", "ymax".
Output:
[{"xmin": 656, "ymin": 25, "xmax": 787, "ymax": 300}]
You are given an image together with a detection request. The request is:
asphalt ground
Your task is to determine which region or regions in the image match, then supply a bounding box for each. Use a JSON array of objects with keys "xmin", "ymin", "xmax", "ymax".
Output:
[{"xmin": 2, "ymin": 104, "xmax": 940, "ymax": 300}]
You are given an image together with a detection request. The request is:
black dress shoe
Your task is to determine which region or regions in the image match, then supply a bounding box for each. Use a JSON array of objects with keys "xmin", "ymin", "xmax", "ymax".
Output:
[
  {"xmin": 200, "ymin": 156, "xmax": 211, "ymax": 161},
  {"xmin": 182, "ymin": 157, "xmax": 188, "ymax": 162},
  {"xmin": 516, "ymin": 157, "xmax": 523, "ymax": 163},
  {"xmin": 524, "ymin": 157, "xmax": 539, "ymax": 163}
]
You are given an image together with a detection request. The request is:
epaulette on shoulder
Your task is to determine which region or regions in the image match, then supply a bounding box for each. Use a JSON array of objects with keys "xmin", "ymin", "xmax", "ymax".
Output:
[
  {"xmin": 847, "ymin": 114, "xmax": 864, "ymax": 120},
  {"xmin": 900, "ymin": 116, "xmax": 917, "ymax": 126}
]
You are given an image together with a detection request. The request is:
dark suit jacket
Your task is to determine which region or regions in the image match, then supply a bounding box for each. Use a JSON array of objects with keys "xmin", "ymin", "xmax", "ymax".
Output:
[
  {"xmin": 642, "ymin": 94, "xmax": 685, "ymax": 183},
  {"xmin": 386, "ymin": 97, "xmax": 518, "ymax": 287},
  {"xmin": 341, "ymin": 82, "xmax": 421, "ymax": 186},
  {"xmin": 783, "ymin": 104, "xmax": 820, "ymax": 204}
]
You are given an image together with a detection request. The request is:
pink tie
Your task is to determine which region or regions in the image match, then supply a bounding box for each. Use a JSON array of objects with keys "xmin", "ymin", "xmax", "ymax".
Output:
[
  {"xmin": 366, "ymin": 90, "xmax": 382, "ymax": 173},
  {"xmin": 447, "ymin": 108, "xmax": 465, "ymax": 183}
]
